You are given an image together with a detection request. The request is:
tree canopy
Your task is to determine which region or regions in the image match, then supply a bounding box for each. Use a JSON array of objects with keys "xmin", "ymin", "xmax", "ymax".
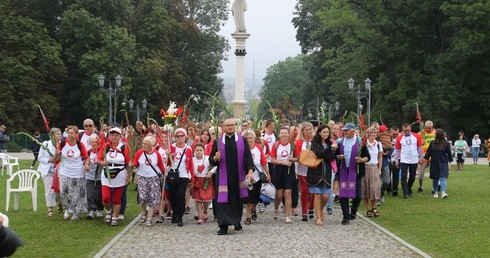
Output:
[{"xmin": 0, "ymin": 0, "xmax": 229, "ymax": 131}]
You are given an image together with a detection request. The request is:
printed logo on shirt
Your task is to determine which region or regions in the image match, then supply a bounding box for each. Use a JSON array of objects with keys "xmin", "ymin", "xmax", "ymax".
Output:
[
  {"xmin": 266, "ymin": 137, "xmax": 272, "ymax": 143},
  {"xmin": 175, "ymin": 152, "xmax": 183, "ymax": 160},
  {"xmin": 109, "ymin": 151, "xmax": 117, "ymax": 159},
  {"xmin": 67, "ymin": 150, "xmax": 75, "ymax": 157},
  {"xmin": 145, "ymin": 159, "xmax": 152, "ymax": 166},
  {"xmin": 281, "ymin": 149, "xmax": 289, "ymax": 157}
]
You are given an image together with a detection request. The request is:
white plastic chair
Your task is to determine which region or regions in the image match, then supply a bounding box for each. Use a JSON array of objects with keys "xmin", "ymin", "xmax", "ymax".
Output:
[
  {"xmin": 6, "ymin": 169, "xmax": 40, "ymax": 212},
  {"xmin": 0, "ymin": 153, "xmax": 20, "ymax": 176}
]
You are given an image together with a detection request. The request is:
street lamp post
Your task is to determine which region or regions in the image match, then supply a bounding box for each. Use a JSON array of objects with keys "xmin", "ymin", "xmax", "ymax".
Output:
[
  {"xmin": 348, "ymin": 78, "xmax": 372, "ymax": 125},
  {"xmin": 98, "ymin": 75, "xmax": 123, "ymax": 124},
  {"xmin": 122, "ymin": 99, "xmax": 148, "ymax": 121}
]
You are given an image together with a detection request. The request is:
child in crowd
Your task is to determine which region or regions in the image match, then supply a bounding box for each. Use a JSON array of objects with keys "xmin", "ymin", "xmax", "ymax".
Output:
[{"xmin": 191, "ymin": 143, "xmax": 215, "ymax": 224}]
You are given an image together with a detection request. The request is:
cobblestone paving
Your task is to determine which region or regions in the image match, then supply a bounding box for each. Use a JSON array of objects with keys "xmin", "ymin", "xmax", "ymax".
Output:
[{"xmin": 98, "ymin": 205, "xmax": 423, "ymax": 257}]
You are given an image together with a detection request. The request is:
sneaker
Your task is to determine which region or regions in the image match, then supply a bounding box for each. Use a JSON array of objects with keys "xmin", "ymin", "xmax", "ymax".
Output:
[
  {"xmin": 308, "ymin": 209, "xmax": 314, "ymax": 219},
  {"xmin": 433, "ymin": 192, "xmax": 439, "ymax": 198},
  {"xmin": 285, "ymin": 217, "xmax": 293, "ymax": 224},
  {"xmin": 418, "ymin": 187, "xmax": 423, "ymax": 193},
  {"xmin": 96, "ymin": 210, "xmax": 103, "ymax": 218},
  {"xmin": 301, "ymin": 215, "xmax": 308, "ymax": 221},
  {"xmin": 64, "ymin": 210, "xmax": 70, "ymax": 220},
  {"xmin": 71, "ymin": 214, "xmax": 79, "ymax": 221},
  {"xmin": 327, "ymin": 207, "xmax": 333, "ymax": 215},
  {"xmin": 118, "ymin": 214, "xmax": 125, "ymax": 220},
  {"xmin": 441, "ymin": 192, "xmax": 448, "ymax": 199},
  {"xmin": 166, "ymin": 212, "xmax": 172, "ymax": 219},
  {"xmin": 86, "ymin": 211, "xmax": 94, "ymax": 220},
  {"xmin": 258, "ymin": 203, "xmax": 265, "ymax": 213}
]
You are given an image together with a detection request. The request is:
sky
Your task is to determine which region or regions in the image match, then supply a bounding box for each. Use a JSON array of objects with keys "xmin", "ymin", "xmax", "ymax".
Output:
[{"xmin": 219, "ymin": 0, "xmax": 302, "ymax": 84}]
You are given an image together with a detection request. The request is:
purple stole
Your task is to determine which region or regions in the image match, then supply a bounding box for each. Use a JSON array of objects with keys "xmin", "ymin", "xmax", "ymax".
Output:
[
  {"xmin": 217, "ymin": 133, "xmax": 249, "ymax": 203},
  {"xmin": 339, "ymin": 138, "xmax": 359, "ymax": 198}
]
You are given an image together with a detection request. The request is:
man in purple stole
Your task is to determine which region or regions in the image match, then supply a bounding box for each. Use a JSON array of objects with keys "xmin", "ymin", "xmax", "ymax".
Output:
[
  {"xmin": 210, "ymin": 119, "xmax": 254, "ymax": 235},
  {"xmin": 335, "ymin": 123, "xmax": 370, "ymax": 225}
]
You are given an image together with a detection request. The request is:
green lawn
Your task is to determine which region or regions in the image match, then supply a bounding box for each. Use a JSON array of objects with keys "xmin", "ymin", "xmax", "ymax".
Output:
[
  {"xmin": 1, "ymin": 160, "xmax": 489, "ymax": 257},
  {"xmin": 373, "ymin": 164, "xmax": 490, "ymax": 258},
  {"xmin": 0, "ymin": 160, "xmax": 140, "ymax": 258}
]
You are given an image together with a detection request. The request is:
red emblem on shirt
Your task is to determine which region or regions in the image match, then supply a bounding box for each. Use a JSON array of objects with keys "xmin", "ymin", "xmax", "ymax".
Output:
[{"xmin": 281, "ymin": 149, "xmax": 289, "ymax": 157}]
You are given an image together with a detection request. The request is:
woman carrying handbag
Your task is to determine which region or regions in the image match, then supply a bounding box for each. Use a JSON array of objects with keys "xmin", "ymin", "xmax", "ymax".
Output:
[{"xmin": 306, "ymin": 124, "xmax": 337, "ymax": 226}]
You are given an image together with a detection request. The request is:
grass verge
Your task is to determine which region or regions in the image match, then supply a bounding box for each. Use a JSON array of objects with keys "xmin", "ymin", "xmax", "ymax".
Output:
[{"xmin": 0, "ymin": 160, "xmax": 140, "ymax": 257}]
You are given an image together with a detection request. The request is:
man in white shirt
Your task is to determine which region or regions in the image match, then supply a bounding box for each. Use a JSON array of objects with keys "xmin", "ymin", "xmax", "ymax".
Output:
[{"xmin": 394, "ymin": 123, "xmax": 423, "ymax": 199}]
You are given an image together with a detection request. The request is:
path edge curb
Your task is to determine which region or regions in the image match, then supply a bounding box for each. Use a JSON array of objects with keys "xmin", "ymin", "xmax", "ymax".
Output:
[{"xmin": 93, "ymin": 215, "xmax": 140, "ymax": 258}]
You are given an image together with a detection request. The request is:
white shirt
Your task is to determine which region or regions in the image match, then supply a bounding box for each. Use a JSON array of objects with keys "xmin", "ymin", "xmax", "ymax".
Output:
[
  {"xmin": 79, "ymin": 132, "xmax": 93, "ymax": 152},
  {"xmin": 472, "ymin": 139, "xmax": 481, "ymax": 148},
  {"xmin": 296, "ymin": 140, "xmax": 311, "ymax": 176},
  {"xmin": 250, "ymin": 145, "xmax": 267, "ymax": 182},
  {"xmin": 193, "ymin": 156, "xmax": 211, "ymax": 178},
  {"xmin": 172, "ymin": 144, "xmax": 190, "ymax": 179},
  {"xmin": 101, "ymin": 142, "xmax": 127, "ymax": 187},
  {"xmin": 366, "ymin": 140, "xmax": 382, "ymax": 165},
  {"xmin": 398, "ymin": 134, "xmax": 420, "ymax": 164},
  {"xmin": 86, "ymin": 151, "xmax": 101, "ymax": 181},
  {"xmin": 59, "ymin": 142, "xmax": 86, "ymax": 178},
  {"xmin": 38, "ymin": 140, "xmax": 58, "ymax": 176},
  {"xmin": 263, "ymin": 132, "xmax": 276, "ymax": 163},
  {"xmin": 271, "ymin": 142, "xmax": 292, "ymax": 162},
  {"xmin": 135, "ymin": 151, "xmax": 162, "ymax": 178}
]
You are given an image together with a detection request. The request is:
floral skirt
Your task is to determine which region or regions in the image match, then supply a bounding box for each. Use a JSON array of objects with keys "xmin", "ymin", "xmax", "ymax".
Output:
[
  {"xmin": 59, "ymin": 175, "xmax": 88, "ymax": 214},
  {"xmin": 137, "ymin": 176, "xmax": 162, "ymax": 208},
  {"xmin": 191, "ymin": 177, "xmax": 214, "ymax": 202}
]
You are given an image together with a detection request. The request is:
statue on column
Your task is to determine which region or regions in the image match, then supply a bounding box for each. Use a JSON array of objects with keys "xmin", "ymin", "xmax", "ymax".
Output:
[{"xmin": 232, "ymin": 0, "xmax": 247, "ymax": 33}]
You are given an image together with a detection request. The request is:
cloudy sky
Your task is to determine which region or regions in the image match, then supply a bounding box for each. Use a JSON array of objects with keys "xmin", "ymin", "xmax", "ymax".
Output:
[{"xmin": 219, "ymin": 0, "xmax": 302, "ymax": 83}]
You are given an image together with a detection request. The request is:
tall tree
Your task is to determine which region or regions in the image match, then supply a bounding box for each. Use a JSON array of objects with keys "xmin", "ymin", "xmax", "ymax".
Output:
[{"xmin": 0, "ymin": 4, "xmax": 66, "ymax": 132}]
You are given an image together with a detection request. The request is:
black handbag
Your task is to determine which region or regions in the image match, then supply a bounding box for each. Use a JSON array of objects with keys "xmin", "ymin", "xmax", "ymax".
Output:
[
  {"xmin": 254, "ymin": 165, "xmax": 268, "ymax": 182},
  {"xmin": 166, "ymin": 147, "xmax": 186, "ymax": 186}
]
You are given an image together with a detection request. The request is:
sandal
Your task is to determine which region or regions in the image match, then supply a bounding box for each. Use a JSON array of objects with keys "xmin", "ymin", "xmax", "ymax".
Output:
[
  {"xmin": 372, "ymin": 208, "xmax": 380, "ymax": 217},
  {"xmin": 197, "ymin": 218, "xmax": 203, "ymax": 225},
  {"xmin": 111, "ymin": 217, "xmax": 118, "ymax": 226},
  {"xmin": 47, "ymin": 210, "xmax": 54, "ymax": 217},
  {"xmin": 273, "ymin": 210, "xmax": 279, "ymax": 220},
  {"xmin": 156, "ymin": 215, "xmax": 164, "ymax": 223},
  {"xmin": 105, "ymin": 213, "xmax": 112, "ymax": 224},
  {"xmin": 145, "ymin": 219, "xmax": 152, "ymax": 226},
  {"xmin": 251, "ymin": 211, "xmax": 257, "ymax": 221},
  {"xmin": 244, "ymin": 218, "xmax": 252, "ymax": 225},
  {"xmin": 366, "ymin": 210, "xmax": 374, "ymax": 218},
  {"xmin": 203, "ymin": 212, "xmax": 208, "ymax": 222},
  {"xmin": 57, "ymin": 203, "xmax": 63, "ymax": 213},
  {"xmin": 140, "ymin": 213, "xmax": 148, "ymax": 223}
]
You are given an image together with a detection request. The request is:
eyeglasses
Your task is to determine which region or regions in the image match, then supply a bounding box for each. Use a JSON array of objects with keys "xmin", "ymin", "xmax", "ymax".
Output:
[
  {"xmin": 175, "ymin": 135, "xmax": 185, "ymax": 138},
  {"xmin": 84, "ymin": 124, "xmax": 94, "ymax": 127}
]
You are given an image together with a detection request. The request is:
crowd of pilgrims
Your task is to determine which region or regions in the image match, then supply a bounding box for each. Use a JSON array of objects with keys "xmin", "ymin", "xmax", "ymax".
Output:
[{"xmin": 36, "ymin": 117, "xmax": 451, "ymax": 230}]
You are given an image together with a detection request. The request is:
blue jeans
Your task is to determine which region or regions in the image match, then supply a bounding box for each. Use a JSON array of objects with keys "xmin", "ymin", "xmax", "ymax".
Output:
[
  {"xmin": 432, "ymin": 177, "xmax": 447, "ymax": 192},
  {"xmin": 471, "ymin": 147, "xmax": 480, "ymax": 163}
]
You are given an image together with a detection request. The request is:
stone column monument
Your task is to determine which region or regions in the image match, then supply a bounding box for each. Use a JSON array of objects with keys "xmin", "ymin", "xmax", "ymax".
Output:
[{"xmin": 231, "ymin": 0, "xmax": 249, "ymax": 119}]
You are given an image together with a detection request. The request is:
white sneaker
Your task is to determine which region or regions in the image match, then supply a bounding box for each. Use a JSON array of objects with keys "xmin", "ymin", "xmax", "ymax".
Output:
[
  {"xmin": 96, "ymin": 210, "xmax": 103, "ymax": 218},
  {"xmin": 433, "ymin": 192, "xmax": 439, "ymax": 198},
  {"xmin": 71, "ymin": 214, "xmax": 79, "ymax": 221},
  {"xmin": 258, "ymin": 203, "xmax": 265, "ymax": 213},
  {"xmin": 64, "ymin": 210, "xmax": 70, "ymax": 220},
  {"xmin": 441, "ymin": 192, "xmax": 448, "ymax": 199},
  {"xmin": 86, "ymin": 211, "xmax": 94, "ymax": 219},
  {"xmin": 118, "ymin": 214, "xmax": 125, "ymax": 220},
  {"xmin": 285, "ymin": 217, "xmax": 293, "ymax": 224}
]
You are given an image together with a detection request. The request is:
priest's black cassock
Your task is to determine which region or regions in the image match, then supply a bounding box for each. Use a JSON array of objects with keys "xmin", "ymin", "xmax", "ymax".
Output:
[{"xmin": 209, "ymin": 133, "xmax": 254, "ymax": 229}]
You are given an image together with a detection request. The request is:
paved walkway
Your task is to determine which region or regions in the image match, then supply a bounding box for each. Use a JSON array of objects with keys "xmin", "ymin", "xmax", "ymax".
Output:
[{"xmin": 94, "ymin": 205, "xmax": 429, "ymax": 257}]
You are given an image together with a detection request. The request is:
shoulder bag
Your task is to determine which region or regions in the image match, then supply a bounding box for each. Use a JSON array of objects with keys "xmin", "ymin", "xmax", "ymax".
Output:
[
  {"xmin": 166, "ymin": 147, "xmax": 186, "ymax": 186},
  {"xmin": 299, "ymin": 149, "xmax": 322, "ymax": 169},
  {"xmin": 254, "ymin": 165, "xmax": 268, "ymax": 182},
  {"xmin": 143, "ymin": 152, "xmax": 164, "ymax": 189}
]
